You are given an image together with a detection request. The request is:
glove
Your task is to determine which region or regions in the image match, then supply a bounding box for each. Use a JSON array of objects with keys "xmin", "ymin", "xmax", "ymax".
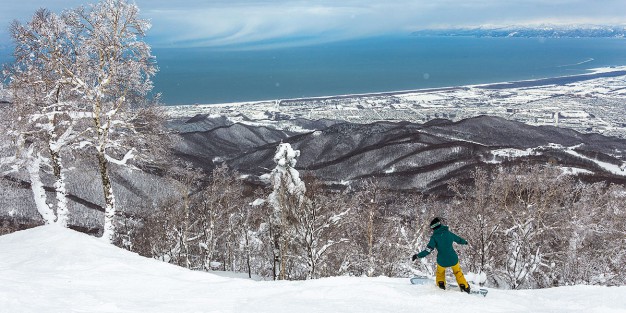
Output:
[{"xmin": 412, "ymin": 254, "xmax": 419, "ymax": 261}]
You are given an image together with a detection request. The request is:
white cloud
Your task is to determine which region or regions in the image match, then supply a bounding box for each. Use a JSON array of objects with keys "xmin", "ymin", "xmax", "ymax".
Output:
[
  {"xmin": 144, "ymin": 2, "xmax": 412, "ymax": 47},
  {"xmin": 1, "ymin": 0, "xmax": 625, "ymax": 48},
  {"xmin": 140, "ymin": 0, "xmax": 626, "ymax": 48}
]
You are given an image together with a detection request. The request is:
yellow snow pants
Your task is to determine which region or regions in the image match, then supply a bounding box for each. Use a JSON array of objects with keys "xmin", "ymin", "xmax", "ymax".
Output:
[{"xmin": 436, "ymin": 262, "xmax": 468, "ymax": 288}]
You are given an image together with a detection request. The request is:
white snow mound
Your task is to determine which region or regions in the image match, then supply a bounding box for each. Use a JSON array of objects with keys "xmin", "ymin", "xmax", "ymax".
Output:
[{"xmin": 1, "ymin": 225, "xmax": 625, "ymax": 313}]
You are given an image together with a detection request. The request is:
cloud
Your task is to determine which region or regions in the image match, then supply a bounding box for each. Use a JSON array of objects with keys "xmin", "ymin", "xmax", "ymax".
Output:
[
  {"xmin": 139, "ymin": 0, "xmax": 626, "ymax": 48},
  {"xmin": 142, "ymin": 2, "xmax": 417, "ymax": 48},
  {"xmin": 0, "ymin": 1, "xmax": 82, "ymax": 44},
  {"xmin": 1, "ymin": 0, "xmax": 625, "ymax": 49}
]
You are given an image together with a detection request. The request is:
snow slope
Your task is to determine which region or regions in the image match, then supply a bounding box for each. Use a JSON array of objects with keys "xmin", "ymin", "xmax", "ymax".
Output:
[{"xmin": 1, "ymin": 226, "xmax": 624, "ymax": 313}]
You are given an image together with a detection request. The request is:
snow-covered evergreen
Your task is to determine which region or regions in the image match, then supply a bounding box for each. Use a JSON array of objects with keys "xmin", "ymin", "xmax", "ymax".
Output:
[
  {"xmin": 268, "ymin": 142, "xmax": 306, "ymax": 279},
  {"xmin": 269, "ymin": 142, "xmax": 306, "ymax": 201}
]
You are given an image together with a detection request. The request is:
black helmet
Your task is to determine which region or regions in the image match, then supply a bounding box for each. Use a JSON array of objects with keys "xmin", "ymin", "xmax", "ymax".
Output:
[{"xmin": 430, "ymin": 217, "xmax": 442, "ymax": 229}]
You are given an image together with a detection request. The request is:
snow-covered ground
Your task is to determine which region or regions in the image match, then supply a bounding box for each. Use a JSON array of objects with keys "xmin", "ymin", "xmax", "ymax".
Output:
[
  {"xmin": 485, "ymin": 143, "xmax": 626, "ymax": 176},
  {"xmin": 1, "ymin": 226, "xmax": 625, "ymax": 313}
]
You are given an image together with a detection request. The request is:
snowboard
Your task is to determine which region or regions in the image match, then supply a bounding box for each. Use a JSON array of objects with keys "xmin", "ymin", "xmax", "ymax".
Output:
[{"xmin": 410, "ymin": 275, "xmax": 488, "ymax": 297}]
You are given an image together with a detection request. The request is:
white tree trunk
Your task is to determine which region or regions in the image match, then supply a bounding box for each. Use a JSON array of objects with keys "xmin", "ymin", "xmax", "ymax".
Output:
[
  {"xmin": 97, "ymin": 152, "xmax": 117, "ymax": 243},
  {"xmin": 26, "ymin": 155, "xmax": 55, "ymax": 224},
  {"xmin": 53, "ymin": 167, "xmax": 69, "ymax": 227},
  {"xmin": 101, "ymin": 194, "xmax": 117, "ymax": 242},
  {"xmin": 49, "ymin": 145, "xmax": 69, "ymax": 227}
]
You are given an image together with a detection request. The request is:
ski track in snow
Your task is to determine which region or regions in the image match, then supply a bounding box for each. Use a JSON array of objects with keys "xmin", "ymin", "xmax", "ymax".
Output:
[
  {"xmin": 1, "ymin": 226, "xmax": 625, "ymax": 313},
  {"xmin": 487, "ymin": 143, "xmax": 626, "ymax": 176},
  {"xmin": 563, "ymin": 148, "xmax": 626, "ymax": 176}
]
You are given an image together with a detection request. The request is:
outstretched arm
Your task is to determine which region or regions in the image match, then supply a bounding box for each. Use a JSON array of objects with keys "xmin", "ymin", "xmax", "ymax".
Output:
[
  {"xmin": 452, "ymin": 232, "xmax": 468, "ymax": 245},
  {"xmin": 415, "ymin": 245, "xmax": 434, "ymax": 258},
  {"xmin": 412, "ymin": 237, "xmax": 436, "ymax": 261}
]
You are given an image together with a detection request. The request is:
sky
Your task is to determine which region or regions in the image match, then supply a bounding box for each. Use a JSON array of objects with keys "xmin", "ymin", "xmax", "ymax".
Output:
[{"xmin": 0, "ymin": 0, "xmax": 626, "ymax": 49}]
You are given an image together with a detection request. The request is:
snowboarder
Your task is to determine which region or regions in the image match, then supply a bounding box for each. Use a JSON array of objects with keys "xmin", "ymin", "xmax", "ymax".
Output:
[{"xmin": 412, "ymin": 217, "xmax": 470, "ymax": 293}]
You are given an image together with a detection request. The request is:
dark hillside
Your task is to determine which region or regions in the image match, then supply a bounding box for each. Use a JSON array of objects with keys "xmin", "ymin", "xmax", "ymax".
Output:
[{"xmin": 172, "ymin": 115, "xmax": 626, "ymax": 191}]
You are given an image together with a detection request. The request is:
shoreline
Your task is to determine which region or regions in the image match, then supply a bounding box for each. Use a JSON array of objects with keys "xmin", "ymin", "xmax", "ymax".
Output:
[
  {"xmin": 166, "ymin": 65, "xmax": 626, "ymax": 108},
  {"xmin": 164, "ymin": 65, "xmax": 626, "ymax": 138}
]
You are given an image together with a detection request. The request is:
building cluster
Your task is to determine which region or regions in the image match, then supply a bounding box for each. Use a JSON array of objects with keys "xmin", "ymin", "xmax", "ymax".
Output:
[{"xmin": 167, "ymin": 72, "xmax": 626, "ymax": 138}]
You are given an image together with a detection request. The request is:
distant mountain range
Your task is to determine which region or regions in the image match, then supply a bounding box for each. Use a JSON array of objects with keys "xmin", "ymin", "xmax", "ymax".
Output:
[
  {"xmin": 172, "ymin": 115, "xmax": 626, "ymax": 193},
  {"xmin": 411, "ymin": 25, "xmax": 626, "ymax": 38}
]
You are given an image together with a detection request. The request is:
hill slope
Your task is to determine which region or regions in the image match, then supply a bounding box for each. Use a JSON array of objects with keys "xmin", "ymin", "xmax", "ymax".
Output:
[
  {"xmin": 174, "ymin": 115, "xmax": 626, "ymax": 191},
  {"xmin": 1, "ymin": 226, "xmax": 624, "ymax": 313}
]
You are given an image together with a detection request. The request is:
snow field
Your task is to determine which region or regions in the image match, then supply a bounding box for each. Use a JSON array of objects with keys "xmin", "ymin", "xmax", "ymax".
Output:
[{"xmin": 0, "ymin": 226, "xmax": 625, "ymax": 313}]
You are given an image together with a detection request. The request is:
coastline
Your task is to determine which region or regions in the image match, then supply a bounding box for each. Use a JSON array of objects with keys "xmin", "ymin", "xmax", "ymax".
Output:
[
  {"xmin": 165, "ymin": 65, "xmax": 626, "ymax": 139},
  {"xmin": 473, "ymin": 67, "xmax": 626, "ymax": 90},
  {"xmin": 167, "ymin": 65, "xmax": 626, "ymax": 108}
]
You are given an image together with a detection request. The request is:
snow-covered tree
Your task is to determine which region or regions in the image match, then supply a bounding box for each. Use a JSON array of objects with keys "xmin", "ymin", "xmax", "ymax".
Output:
[
  {"xmin": 4, "ymin": 1, "xmax": 163, "ymax": 240},
  {"xmin": 4, "ymin": 8, "xmax": 87, "ymax": 226},
  {"xmin": 395, "ymin": 194, "xmax": 441, "ymax": 278},
  {"xmin": 207, "ymin": 165, "xmax": 248, "ymax": 272},
  {"xmin": 449, "ymin": 169, "xmax": 500, "ymax": 280},
  {"xmin": 0, "ymin": 83, "xmax": 8, "ymax": 101},
  {"xmin": 562, "ymin": 182, "xmax": 626, "ymax": 286},
  {"xmin": 65, "ymin": 0, "xmax": 158, "ymax": 242},
  {"xmin": 267, "ymin": 142, "xmax": 306, "ymax": 280},
  {"xmin": 348, "ymin": 179, "xmax": 383, "ymax": 277},
  {"xmin": 448, "ymin": 165, "xmax": 583, "ymax": 289},
  {"xmin": 293, "ymin": 175, "xmax": 350, "ymax": 279},
  {"xmin": 166, "ymin": 163, "xmax": 202, "ymax": 268},
  {"xmin": 494, "ymin": 167, "xmax": 574, "ymax": 289}
]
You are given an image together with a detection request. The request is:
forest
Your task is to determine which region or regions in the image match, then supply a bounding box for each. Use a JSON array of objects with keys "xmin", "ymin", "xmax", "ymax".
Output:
[{"xmin": 127, "ymin": 157, "xmax": 626, "ymax": 289}]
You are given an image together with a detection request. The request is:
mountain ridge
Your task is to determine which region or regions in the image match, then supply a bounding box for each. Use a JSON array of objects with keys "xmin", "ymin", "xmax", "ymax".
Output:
[
  {"xmin": 172, "ymin": 114, "xmax": 626, "ymax": 192},
  {"xmin": 411, "ymin": 25, "xmax": 626, "ymax": 38}
]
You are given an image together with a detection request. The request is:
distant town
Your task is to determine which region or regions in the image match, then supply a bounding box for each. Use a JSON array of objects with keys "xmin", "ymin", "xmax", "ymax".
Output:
[{"xmin": 167, "ymin": 66, "xmax": 626, "ymax": 138}]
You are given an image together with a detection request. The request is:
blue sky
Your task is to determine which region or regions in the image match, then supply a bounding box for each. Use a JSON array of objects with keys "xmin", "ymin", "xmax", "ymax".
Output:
[{"xmin": 1, "ymin": 0, "xmax": 625, "ymax": 49}]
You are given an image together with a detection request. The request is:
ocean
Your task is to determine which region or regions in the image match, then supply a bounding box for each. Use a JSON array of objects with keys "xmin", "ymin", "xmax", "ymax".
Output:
[
  {"xmin": 152, "ymin": 36, "xmax": 626, "ymax": 105},
  {"xmin": 3, "ymin": 36, "xmax": 626, "ymax": 105}
]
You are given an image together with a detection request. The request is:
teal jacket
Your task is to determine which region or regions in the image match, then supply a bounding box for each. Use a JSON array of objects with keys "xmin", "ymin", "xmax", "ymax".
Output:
[{"xmin": 416, "ymin": 225, "xmax": 468, "ymax": 267}]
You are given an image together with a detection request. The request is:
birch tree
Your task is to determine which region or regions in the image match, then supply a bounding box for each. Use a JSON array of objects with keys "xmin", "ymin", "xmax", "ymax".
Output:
[
  {"xmin": 4, "ymin": 9, "xmax": 86, "ymax": 226},
  {"xmin": 354, "ymin": 179, "xmax": 382, "ymax": 277},
  {"xmin": 207, "ymin": 165, "xmax": 246, "ymax": 272},
  {"xmin": 449, "ymin": 170, "xmax": 500, "ymax": 279},
  {"xmin": 5, "ymin": 0, "xmax": 161, "ymax": 240},
  {"xmin": 293, "ymin": 175, "xmax": 350, "ymax": 279},
  {"xmin": 67, "ymin": 0, "xmax": 158, "ymax": 242}
]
